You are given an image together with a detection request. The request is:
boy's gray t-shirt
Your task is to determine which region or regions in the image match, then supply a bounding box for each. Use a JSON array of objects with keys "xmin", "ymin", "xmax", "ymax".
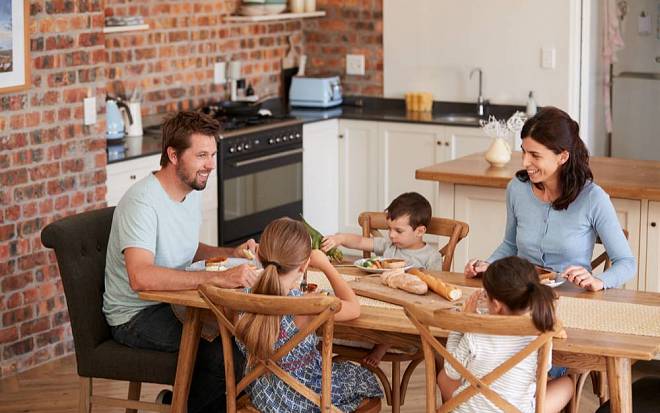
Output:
[
  {"xmin": 373, "ymin": 237, "xmax": 443, "ymax": 270},
  {"xmin": 103, "ymin": 173, "xmax": 202, "ymax": 326}
]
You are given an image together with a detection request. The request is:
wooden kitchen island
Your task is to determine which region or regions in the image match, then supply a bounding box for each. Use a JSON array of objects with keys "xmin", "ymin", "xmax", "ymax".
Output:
[{"xmin": 416, "ymin": 152, "xmax": 660, "ymax": 292}]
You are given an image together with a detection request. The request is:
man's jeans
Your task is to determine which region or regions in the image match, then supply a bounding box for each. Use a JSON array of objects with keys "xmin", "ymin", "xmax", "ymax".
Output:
[{"xmin": 111, "ymin": 303, "xmax": 244, "ymax": 413}]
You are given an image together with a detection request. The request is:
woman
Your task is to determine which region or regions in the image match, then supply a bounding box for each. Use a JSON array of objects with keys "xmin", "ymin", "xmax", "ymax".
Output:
[{"xmin": 465, "ymin": 107, "xmax": 635, "ymax": 291}]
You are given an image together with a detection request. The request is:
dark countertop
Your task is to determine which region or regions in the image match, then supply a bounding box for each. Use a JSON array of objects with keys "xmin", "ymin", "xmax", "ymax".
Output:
[{"xmin": 107, "ymin": 96, "xmax": 524, "ymax": 164}]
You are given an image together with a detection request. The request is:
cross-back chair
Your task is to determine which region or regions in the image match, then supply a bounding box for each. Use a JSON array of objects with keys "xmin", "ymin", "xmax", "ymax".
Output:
[
  {"xmin": 197, "ymin": 284, "xmax": 381, "ymax": 413},
  {"xmin": 405, "ymin": 304, "xmax": 563, "ymax": 413},
  {"xmin": 358, "ymin": 212, "xmax": 469, "ymax": 272},
  {"xmin": 567, "ymin": 229, "xmax": 629, "ymax": 412},
  {"xmin": 333, "ymin": 211, "xmax": 469, "ymax": 412}
]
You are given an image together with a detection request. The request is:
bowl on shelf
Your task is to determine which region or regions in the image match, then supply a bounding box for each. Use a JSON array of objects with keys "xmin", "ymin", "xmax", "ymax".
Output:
[{"xmin": 238, "ymin": 3, "xmax": 286, "ymax": 15}]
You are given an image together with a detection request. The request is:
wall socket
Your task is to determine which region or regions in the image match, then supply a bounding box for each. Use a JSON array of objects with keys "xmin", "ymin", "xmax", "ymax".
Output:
[
  {"xmin": 213, "ymin": 62, "xmax": 226, "ymax": 85},
  {"xmin": 541, "ymin": 47, "xmax": 556, "ymax": 69},
  {"xmin": 346, "ymin": 54, "xmax": 365, "ymax": 76}
]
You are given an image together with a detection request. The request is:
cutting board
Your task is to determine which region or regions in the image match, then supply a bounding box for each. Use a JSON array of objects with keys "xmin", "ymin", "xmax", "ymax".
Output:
[{"xmin": 348, "ymin": 276, "xmax": 477, "ymax": 311}]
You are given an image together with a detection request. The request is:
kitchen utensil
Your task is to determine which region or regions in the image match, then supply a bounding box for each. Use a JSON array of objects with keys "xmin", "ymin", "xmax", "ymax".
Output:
[
  {"xmin": 126, "ymin": 101, "xmax": 143, "ymax": 137},
  {"xmin": 105, "ymin": 96, "xmax": 133, "ymax": 140},
  {"xmin": 296, "ymin": 55, "xmax": 307, "ymax": 76}
]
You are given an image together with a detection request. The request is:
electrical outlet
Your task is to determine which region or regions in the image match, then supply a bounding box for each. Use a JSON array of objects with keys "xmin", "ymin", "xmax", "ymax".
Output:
[
  {"xmin": 541, "ymin": 47, "xmax": 556, "ymax": 69},
  {"xmin": 346, "ymin": 54, "xmax": 365, "ymax": 76},
  {"xmin": 83, "ymin": 96, "xmax": 96, "ymax": 125},
  {"xmin": 213, "ymin": 62, "xmax": 226, "ymax": 85}
]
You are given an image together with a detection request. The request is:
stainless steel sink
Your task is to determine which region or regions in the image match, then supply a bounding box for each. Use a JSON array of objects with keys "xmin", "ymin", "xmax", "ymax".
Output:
[{"xmin": 435, "ymin": 114, "xmax": 484, "ymax": 125}]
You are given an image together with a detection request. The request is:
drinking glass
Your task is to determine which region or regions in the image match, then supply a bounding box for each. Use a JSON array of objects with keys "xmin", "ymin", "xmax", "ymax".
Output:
[{"xmin": 476, "ymin": 289, "xmax": 489, "ymax": 314}]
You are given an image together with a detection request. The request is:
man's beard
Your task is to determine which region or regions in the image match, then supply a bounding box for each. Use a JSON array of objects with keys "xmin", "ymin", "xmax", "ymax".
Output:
[{"xmin": 176, "ymin": 164, "xmax": 208, "ymax": 191}]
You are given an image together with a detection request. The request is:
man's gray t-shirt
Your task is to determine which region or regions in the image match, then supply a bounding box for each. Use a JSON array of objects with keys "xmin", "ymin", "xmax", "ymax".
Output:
[
  {"xmin": 103, "ymin": 173, "xmax": 202, "ymax": 326},
  {"xmin": 373, "ymin": 237, "xmax": 443, "ymax": 271}
]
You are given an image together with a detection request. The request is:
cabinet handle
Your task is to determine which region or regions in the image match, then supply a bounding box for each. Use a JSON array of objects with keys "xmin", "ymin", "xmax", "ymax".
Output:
[
  {"xmin": 444, "ymin": 142, "xmax": 450, "ymax": 146},
  {"xmin": 652, "ymin": 222, "xmax": 657, "ymax": 227},
  {"xmin": 130, "ymin": 174, "xmax": 136, "ymax": 180},
  {"xmin": 436, "ymin": 141, "xmax": 443, "ymax": 146},
  {"xmin": 338, "ymin": 134, "xmax": 344, "ymax": 139}
]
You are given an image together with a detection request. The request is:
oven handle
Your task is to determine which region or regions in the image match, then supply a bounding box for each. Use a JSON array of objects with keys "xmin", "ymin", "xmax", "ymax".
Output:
[{"xmin": 230, "ymin": 148, "xmax": 303, "ymax": 168}]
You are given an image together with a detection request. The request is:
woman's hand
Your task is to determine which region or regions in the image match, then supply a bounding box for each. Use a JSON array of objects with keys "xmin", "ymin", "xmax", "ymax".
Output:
[
  {"xmin": 464, "ymin": 259, "xmax": 489, "ymax": 278},
  {"xmin": 321, "ymin": 234, "xmax": 342, "ymax": 252},
  {"xmin": 562, "ymin": 265, "xmax": 604, "ymax": 291}
]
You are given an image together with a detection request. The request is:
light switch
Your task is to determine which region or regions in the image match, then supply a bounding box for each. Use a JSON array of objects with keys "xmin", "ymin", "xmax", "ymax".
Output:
[
  {"xmin": 83, "ymin": 96, "xmax": 96, "ymax": 125},
  {"xmin": 541, "ymin": 47, "xmax": 556, "ymax": 69},
  {"xmin": 346, "ymin": 54, "xmax": 365, "ymax": 76},
  {"xmin": 213, "ymin": 62, "xmax": 226, "ymax": 85}
]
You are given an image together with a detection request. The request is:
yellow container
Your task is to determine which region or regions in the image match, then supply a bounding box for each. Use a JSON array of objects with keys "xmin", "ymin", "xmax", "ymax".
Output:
[{"xmin": 405, "ymin": 92, "xmax": 433, "ymax": 112}]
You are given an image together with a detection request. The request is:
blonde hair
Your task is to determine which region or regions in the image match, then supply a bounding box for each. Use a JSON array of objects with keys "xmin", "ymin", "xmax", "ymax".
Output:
[{"xmin": 235, "ymin": 217, "xmax": 312, "ymax": 368}]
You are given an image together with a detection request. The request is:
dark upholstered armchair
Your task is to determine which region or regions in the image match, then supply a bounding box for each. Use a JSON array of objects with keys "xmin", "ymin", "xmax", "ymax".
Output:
[{"xmin": 41, "ymin": 207, "xmax": 177, "ymax": 413}]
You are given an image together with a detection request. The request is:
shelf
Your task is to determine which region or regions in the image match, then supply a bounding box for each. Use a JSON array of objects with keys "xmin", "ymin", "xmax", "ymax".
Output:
[
  {"xmin": 103, "ymin": 24, "xmax": 149, "ymax": 34},
  {"xmin": 225, "ymin": 11, "xmax": 325, "ymax": 22}
]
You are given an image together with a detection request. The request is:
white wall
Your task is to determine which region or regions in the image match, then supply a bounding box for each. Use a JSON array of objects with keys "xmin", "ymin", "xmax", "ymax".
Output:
[
  {"xmin": 383, "ymin": 0, "xmax": 575, "ymax": 110},
  {"xmin": 583, "ymin": 0, "xmax": 608, "ymax": 156}
]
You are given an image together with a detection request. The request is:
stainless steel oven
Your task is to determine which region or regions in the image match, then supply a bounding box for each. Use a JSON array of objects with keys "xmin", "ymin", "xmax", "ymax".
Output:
[{"xmin": 218, "ymin": 122, "xmax": 303, "ymax": 246}]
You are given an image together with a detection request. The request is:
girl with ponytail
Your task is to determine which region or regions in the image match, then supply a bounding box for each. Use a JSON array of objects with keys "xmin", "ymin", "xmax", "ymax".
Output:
[
  {"xmin": 234, "ymin": 217, "xmax": 382, "ymax": 413},
  {"xmin": 439, "ymin": 256, "xmax": 573, "ymax": 413},
  {"xmin": 465, "ymin": 106, "xmax": 635, "ymax": 292}
]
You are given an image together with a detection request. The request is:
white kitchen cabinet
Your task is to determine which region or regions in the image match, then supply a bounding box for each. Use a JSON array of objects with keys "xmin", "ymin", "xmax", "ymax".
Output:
[
  {"xmin": 106, "ymin": 154, "xmax": 219, "ymax": 246},
  {"xmin": 337, "ymin": 120, "xmax": 380, "ymax": 234},
  {"xmin": 378, "ymin": 122, "xmax": 444, "ymax": 208},
  {"xmin": 303, "ymin": 119, "xmax": 339, "ymax": 235},
  {"xmin": 644, "ymin": 201, "xmax": 660, "ymax": 292}
]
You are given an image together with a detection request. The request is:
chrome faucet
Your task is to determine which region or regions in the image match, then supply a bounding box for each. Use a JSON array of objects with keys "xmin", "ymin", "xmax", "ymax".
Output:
[{"xmin": 469, "ymin": 67, "xmax": 486, "ymax": 116}]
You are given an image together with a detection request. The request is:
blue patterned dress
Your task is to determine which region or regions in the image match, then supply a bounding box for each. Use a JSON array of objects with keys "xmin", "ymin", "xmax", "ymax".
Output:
[{"xmin": 236, "ymin": 289, "xmax": 383, "ymax": 413}]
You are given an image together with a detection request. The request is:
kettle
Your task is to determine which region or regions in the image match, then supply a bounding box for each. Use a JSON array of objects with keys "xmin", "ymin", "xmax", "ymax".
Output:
[{"xmin": 106, "ymin": 96, "xmax": 133, "ymax": 140}]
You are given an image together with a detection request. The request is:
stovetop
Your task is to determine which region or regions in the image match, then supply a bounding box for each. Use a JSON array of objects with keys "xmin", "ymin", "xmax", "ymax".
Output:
[{"xmin": 199, "ymin": 103, "xmax": 297, "ymax": 132}]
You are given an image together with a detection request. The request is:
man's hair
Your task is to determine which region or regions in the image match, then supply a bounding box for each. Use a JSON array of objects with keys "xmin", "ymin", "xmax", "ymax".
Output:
[
  {"xmin": 159, "ymin": 111, "xmax": 221, "ymax": 167},
  {"xmin": 385, "ymin": 192, "xmax": 432, "ymax": 229}
]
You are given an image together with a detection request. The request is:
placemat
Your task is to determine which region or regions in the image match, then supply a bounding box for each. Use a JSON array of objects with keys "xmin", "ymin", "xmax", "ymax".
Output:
[{"xmin": 557, "ymin": 296, "xmax": 660, "ymax": 337}]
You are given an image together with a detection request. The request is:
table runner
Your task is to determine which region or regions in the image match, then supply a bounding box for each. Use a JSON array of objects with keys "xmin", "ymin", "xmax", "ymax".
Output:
[{"xmin": 557, "ymin": 296, "xmax": 660, "ymax": 337}]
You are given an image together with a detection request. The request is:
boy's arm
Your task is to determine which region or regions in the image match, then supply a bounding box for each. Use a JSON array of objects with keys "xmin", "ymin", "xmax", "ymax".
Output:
[{"xmin": 321, "ymin": 233, "xmax": 374, "ymax": 252}]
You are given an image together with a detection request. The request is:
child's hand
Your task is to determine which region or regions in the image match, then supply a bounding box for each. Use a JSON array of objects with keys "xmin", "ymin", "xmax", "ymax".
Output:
[
  {"xmin": 310, "ymin": 249, "xmax": 330, "ymax": 268},
  {"xmin": 321, "ymin": 234, "xmax": 342, "ymax": 252},
  {"xmin": 462, "ymin": 290, "xmax": 482, "ymax": 313}
]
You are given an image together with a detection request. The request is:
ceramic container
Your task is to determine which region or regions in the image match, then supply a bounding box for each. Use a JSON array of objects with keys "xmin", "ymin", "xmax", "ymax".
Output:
[{"xmin": 485, "ymin": 137, "xmax": 511, "ymax": 167}]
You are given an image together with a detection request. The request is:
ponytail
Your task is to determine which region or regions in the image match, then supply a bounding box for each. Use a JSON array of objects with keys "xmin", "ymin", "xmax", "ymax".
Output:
[
  {"xmin": 483, "ymin": 257, "xmax": 557, "ymax": 332},
  {"xmin": 235, "ymin": 264, "xmax": 283, "ymax": 368}
]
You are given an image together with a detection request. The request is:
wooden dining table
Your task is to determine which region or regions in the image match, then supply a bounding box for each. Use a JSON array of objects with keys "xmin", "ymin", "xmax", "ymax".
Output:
[{"xmin": 139, "ymin": 269, "xmax": 660, "ymax": 413}]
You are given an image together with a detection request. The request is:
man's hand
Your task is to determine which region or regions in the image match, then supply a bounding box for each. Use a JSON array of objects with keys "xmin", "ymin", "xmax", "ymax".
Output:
[
  {"xmin": 234, "ymin": 239, "xmax": 258, "ymax": 259},
  {"xmin": 209, "ymin": 264, "xmax": 257, "ymax": 288}
]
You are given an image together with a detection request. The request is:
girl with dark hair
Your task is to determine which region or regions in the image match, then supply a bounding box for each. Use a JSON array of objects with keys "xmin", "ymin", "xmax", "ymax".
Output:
[
  {"xmin": 438, "ymin": 256, "xmax": 574, "ymax": 412},
  {"xmin": 234, "ymin": 217, "xmax": 382, "ymax": 412},
  {"xmin": 465, "ymin": 107, "xmax": 635, "ymax": 291}
]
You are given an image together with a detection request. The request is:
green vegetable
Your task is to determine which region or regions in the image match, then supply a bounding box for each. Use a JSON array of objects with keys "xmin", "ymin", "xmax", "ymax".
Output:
[{"xmin": 299, "ymin": 215, "xmax": 344, "ymax": 263}]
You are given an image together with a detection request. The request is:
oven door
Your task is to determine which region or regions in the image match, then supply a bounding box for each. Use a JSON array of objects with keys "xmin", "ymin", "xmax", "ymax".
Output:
[{"xmin": 219, "ymin": 145, "xmax": 303, "ymax": 245}]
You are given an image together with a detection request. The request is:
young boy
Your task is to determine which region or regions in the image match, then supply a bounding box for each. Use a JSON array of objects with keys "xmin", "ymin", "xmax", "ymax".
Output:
[{"xmin": 321, "ymin": 192, "xmax": 442, "ymax": 366}]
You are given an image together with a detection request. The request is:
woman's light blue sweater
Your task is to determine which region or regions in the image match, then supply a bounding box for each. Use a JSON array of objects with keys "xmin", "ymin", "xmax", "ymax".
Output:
[{"xmin": 487, "ymin": 178, "xmax": 636, "ymax": 289}]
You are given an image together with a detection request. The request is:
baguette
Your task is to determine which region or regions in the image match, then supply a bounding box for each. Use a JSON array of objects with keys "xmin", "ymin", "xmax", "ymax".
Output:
[
  {"xmin": 380, "ymin": 269, "xmax": 428, "ymax": 295},
  {"xmin": 407, "ymin": 268, "xmax": 462, "ymax": 301}
]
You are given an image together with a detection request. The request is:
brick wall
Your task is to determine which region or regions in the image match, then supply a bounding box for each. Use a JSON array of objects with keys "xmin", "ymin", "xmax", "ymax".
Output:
[
  {"xmin": 304, "ymin": 0, "xmax": 383, "ymax": 96},
  {"xmin": 0, "ymin": 0, "xmax": 384, "ymax": 378},
  {"xmin": 0, "ymin": 0, "xmax": 107, "ymax": 377}
]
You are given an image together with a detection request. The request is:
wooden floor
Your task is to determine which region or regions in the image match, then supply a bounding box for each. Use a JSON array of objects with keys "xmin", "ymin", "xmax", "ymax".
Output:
[{"xmin": 0, "ymin": 355, "xmax": 657, "ymax": 412}]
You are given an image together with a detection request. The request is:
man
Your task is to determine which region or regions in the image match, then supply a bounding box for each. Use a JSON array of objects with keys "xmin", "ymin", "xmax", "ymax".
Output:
[{"xmin": 103, "ymin": 111, "xmax": 257, "ymax": 412}]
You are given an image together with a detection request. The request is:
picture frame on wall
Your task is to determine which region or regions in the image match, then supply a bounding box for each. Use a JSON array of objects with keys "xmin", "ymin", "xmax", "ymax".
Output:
[{"xmin": 0, "ymin": 0, "xmax": 30, "ymax": 94}]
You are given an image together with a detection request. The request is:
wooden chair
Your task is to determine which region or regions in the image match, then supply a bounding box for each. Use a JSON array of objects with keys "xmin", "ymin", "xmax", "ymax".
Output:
[
  {"xmin": 333, "ymin": 211, "xmax": 469, "ymax": 412},
  {"xmin": 567, "ymin": 229, "xmax": 629, "ymax": 412},
  {"xmin": 405, "ymin": 304, "xmax": 562, "ymax": 413},
  {"xmin": 198, "ymin": 284, "xmax": 381, "ymax": 413}
]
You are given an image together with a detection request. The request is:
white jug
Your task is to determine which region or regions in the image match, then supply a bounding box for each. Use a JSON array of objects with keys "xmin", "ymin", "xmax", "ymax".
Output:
[
  {"xmin": 485, "ymin": 137, "xmax": 511, "ymax": 167},
  {"xmin": 126, "ymin": 101, "xmax": 143, "ymax": 137}
]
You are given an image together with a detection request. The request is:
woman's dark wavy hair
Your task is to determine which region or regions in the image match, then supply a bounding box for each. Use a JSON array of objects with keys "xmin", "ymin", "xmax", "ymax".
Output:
[{"xmin": 516, "ymin": 106, "xmax": 593, "ymax": 210}]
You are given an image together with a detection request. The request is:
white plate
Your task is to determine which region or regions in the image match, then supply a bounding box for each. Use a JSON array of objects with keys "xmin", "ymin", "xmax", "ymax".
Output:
[
  {"xmin": 353, "ymin": 258, "xmax": 414, "ymax": 274},
  {"xmin": 186, "ymin": 257, "xmax": 251, "ymax": 272},
  {"xmin": 541, "ymin": 277, "xmax": 566, "ymax": 288}
]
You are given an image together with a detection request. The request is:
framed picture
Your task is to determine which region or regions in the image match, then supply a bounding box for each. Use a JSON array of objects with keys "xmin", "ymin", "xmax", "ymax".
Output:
[{"xmin": 0, "ymin": 0, "xmax": 30, "ymax": 94}]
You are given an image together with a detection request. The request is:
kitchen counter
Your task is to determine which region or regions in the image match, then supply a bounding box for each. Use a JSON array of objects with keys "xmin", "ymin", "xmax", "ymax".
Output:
[
  {"xmin": 416, "ymin": 152, "xmax": 660, "ymax": 201},
  {"xmin": 108, "ymin": 97, "xmax": 523, "ymax": 164}
]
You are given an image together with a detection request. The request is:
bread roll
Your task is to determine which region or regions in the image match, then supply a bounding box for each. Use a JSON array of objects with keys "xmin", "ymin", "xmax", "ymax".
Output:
[
  {"xmin": 407, "ymin": 268, "xmax": 462, "ymax": 301},
  {"xmin": 380, "ymin": 269, "xmax": 428, "ymax": 295},
  {"xmin": 535, "ymin": 266, "xmax": 556, "ymax": 281},
  {"xmin": 382, "ymin": 258, "xmax": 406, "ymax": 269},
  {"xmin": 205, "ymin": 256, "xmax": 228, "ymax": 271}
]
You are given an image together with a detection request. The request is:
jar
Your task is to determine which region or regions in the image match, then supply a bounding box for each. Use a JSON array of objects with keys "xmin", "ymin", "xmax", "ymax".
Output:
[
  {"xmin": 304, "ymin": 0, "xmax": 316, "ymax": 12},
  {"xmin": 290, "ymin": 0, "xmax": 304, "ymax": 13}
]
